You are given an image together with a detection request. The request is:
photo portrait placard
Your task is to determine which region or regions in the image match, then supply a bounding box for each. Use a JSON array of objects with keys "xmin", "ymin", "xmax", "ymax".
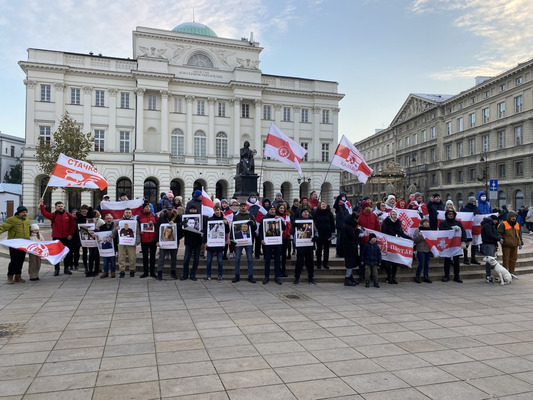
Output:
[
  {"xmin": 95, "ymin": 231, "xmax": 114, "ymax": 257},
  {"xmin": 262, "ymin": 218, "xmax": 282, "ymax": 245},
  {"xmin": 78, "ymin": 223, "xmax": 97, "ymax": 248},
  {"xmin": 183, "ymin": 214, "xmax": 202, "ymax": 234},
  {"xmin": 232, "ymin": 221, "xmax": 253, "ymax": 247},
  {"xmin": 118, "ymin": 220, "xmax": 137, "ymax": 246},
  {"xmin": 141, "ymin": 221, "xmax": 155, "ymax": 232},
  {"xmin": 295, "ymin": 219, "xmax": 314, "ymax": 247},
  {"xmin": 207, "ymin": 221, "xmax": 225, "ymax": 247},
  {"xmin": 159, "ymin": 223, "xmax": 177, "ymax": 249}
]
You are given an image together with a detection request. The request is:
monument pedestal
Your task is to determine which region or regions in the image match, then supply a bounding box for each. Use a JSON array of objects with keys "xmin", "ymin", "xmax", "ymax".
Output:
[{"xmin": 234, "ymin": 174, "xmax": 258, "ymax": 198}]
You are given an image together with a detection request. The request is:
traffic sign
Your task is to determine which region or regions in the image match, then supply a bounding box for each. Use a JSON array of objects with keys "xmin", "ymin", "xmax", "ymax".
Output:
[{"xmin": 489, "ymin": 179, "xmax": 498, "ymax": 191}]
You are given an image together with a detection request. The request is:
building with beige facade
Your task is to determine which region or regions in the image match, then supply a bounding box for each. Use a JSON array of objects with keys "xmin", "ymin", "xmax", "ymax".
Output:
[
  {"xmin": 343, "ymin": 57, "xmax": 533, "ymax": 211},
  {"xmin": 19, "ymin": 22, "xmax": 343, "ymax": 214}
]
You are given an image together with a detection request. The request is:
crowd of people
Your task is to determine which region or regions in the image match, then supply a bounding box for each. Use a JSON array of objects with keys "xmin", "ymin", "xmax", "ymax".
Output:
[{"xmin": 0, "ymin": 189, "xmax": 526, "ymax": 287}]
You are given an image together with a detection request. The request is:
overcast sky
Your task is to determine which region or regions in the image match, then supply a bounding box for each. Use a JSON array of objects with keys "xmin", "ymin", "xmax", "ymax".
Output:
[{"xmin": 2, "ymin": 0, "xmax": 532, "ymax": 143}]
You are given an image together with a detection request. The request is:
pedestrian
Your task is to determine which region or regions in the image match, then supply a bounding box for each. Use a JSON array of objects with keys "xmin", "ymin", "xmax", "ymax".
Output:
[
  {"xmin": 231, "ymin": 202, "xmax": 257, "ymax": 283},
  {"xmin": 180, "ymin": 205, "xmax": 202, "ymax": 281},
  {"xmin": 85, "ymin": 209, "xmax": 103, "ymax": 277},
  {"xmin": 427, "ymin": 193, "xmax": 445, "ymax": 230},
  {"xmin": 340, "ymin": 211, "xmax": 361, "ymax": 286},
  {"xmin": 460, "ymin": 196, "xmax": 481, "ymax": 265},
  {"xmin": 381, "ymin": 209, "xmax": 412, "ymax": 284},
  {"xmin": 276, "ymin": 203, "xmax": 291, "ymax": 277},
  {"xmin": 477, "ymin": 191, "xmax": 492, "ymax": 214},
  {"xmin": 333, "ymin": 192, "xmax": 351, "ymax": 257},
  {"xmin": 204, "ymin": 205, "xmax": 229, "ymax": 281},
  {"xmin": 412, "ymin": 218, "xmax": 432, "ymax": 283},
  {"xmin": 138, "ymin": 202, "xmax": 158, "ymax": 278},
  {"xmin": 0, "ymin": 206, "xmax": 30, "ymax": 283},
  {"xmin": 293, "ymin": 208, "xmax": 315, "ymax": 285},
  {"xmin": 99, "ymin": 213, "xmax": 116, "ymax": 278},
  {"xmin": 439, "ymin": 209, "xmax": 467, "ymax": 283},
  {"xmin": 360, "ymin": 233, "xmax": 381, "ymax": 288},
  {"xmin": 155, "ymin": 208, "xmax": 181, "ymax": 280},
  {"xmin": 260, "ymin": 205, "xmax": 285, "ymax": 285},
  {"xmin": 71, "ymin": 204, "xmax": 89, "ymax": 272},
  {"xmin": 313, "ymin": 200, "xmax": 335, "ymax": 270},
  {"xmin": 116, "ymin": 207, "xmax": 140, "ymax": 279},
  {"xmin": 526, "ymin": 207, "xmax": 533, "ymax": 235},
  {"xmin": 28, "ymin": 223, "xmax": 45, "ymax": 281},
  {"xmin": 497, "ymin": 211, "xmax": 523, "ymax": 278},
  {"xmin": 481, "ymin": 215, "xmax": 502, "ymax": 283}
]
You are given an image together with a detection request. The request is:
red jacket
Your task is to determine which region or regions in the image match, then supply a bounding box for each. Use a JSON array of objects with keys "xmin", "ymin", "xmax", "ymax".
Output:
[
  {"xmin": 138, "ymin": 212, "xmax": 158, "ymax": 243},
  {"xmin": 358, "ymin": 210, "xmax": 380, "ymax": 245},
  {"xmin": 40, "ymin": 205, "xmax": 75, "ymax": 238}
]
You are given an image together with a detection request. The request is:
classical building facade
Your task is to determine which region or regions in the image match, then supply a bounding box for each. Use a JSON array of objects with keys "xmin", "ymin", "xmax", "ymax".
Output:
[
  {"xmin": 19, "ymin": 22, "xmax": 343, "ymax": 214},
  {"xmin": 342, "ymin": 58, "xmax": 533, "ymax": 211},
  {"xmin": 0, "ymin": 133, "xmax": 24, "ymax": 183}
]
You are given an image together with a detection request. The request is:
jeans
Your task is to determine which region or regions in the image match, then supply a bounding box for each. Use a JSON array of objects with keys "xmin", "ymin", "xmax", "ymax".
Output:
[
  {"xmin": 235, "ymin": 245, "xmax": 253, "ymax": 276},
  {"xmin": 416, "ymin": 251, "xmax": 431, "ymax": 277},
  {"xmin": 481, "ymin": 243, "xmax": 495, "ymax": 277},
  {"xmin": 206, "ymin": 249, "xmax": 223, "ymax": 277},
  {"xmin": 158, "ymin": 248, "xmax": 177, "ymax": 272},
  {"xmin": 264, "ymin": 244, "xmax": 281, "ymax": 278},
  {"xmin": 141, "ymin": 241, "xmax": 157, "ymax": 274},
  {"xmin": 103, "ymin": 256, "xmax": 116, "ymax": 273},
  {"xmin": 183, "ymin": 244, "xmax": 201, "ymax": 277}
]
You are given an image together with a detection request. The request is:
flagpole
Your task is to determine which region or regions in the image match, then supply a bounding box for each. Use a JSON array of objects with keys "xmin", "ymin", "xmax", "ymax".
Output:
[
  {"xmin": 257, "ymin": 154, "xmax": 265, "ymax": 199},
  {"xmin": 318, "ymin": 163, "xmax": 333, "ymax": 202},
  {"xmin": 41, "ymin": 183, "xmax": 50, "ymax": 199}
]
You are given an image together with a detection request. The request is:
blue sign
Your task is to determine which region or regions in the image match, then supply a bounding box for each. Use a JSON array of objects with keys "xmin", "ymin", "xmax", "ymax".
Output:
[{"xmin": 489, "ymin": 179, "xmax": 498, "ymax": 191}]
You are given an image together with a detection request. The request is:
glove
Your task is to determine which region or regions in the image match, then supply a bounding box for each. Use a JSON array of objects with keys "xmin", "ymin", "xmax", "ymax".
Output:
[
  {"xmin": 452, "ymin": 226, "xmax": 461, "ymax": 232},
  {"xmin": 519, "ymin": 245, "xmax": 523, "ymax": 250},
  {"xmin": 460, "ymin": 242, "xmax": 467, "ymax": 250}
]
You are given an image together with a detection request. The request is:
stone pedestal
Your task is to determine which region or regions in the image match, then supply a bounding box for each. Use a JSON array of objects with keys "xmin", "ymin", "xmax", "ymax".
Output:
[{"xmin": 234, "ymin": 174, "xmax": 259, "ymax": 198}]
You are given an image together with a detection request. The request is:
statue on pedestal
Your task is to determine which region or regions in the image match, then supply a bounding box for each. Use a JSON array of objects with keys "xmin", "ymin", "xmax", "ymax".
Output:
[
  {"xmin": 234, "ymin": 141, "xmax": 258, "ymax": 198},
  {"xmin": 237, "ymin": 141, "xmax": 255, "ymax": 175}
]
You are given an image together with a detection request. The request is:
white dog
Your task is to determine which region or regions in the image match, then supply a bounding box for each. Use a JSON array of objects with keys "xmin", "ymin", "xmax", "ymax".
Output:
[{"xmin": 483, "ymin": 256, "xmax": 512, "ymax": 285}]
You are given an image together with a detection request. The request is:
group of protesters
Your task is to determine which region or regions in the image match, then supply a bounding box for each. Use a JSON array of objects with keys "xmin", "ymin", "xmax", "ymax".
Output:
[{"xmin": 0, "ymin": 187, "xmax": 525, "ymax": 287}]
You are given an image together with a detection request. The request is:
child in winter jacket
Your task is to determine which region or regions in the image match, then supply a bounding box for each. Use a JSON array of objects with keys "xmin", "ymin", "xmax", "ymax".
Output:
[
  {"xmin": 28, "ymin": 224, "xmax": 45, "ymax": 281},
  {"xmin": 360, "ymin": 233, "xmax": 382, "ymax": 288}
]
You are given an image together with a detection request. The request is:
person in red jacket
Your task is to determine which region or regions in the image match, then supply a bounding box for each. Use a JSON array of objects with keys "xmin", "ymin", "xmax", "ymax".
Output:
[
  {"xmin": 138, "ymin": 202, "xmax": 158, "ymax": 278},
  {"xmin": 39, "ymin": 198, "xmax": 76, "ymax": 276},
  {"xmin": 357, "ymin": 200, "xmax": 380, "ymax": 281}
]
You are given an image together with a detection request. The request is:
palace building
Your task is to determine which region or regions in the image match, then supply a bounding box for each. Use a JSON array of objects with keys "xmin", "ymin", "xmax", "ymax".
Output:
[{"xmin": 19, "ymin": 22, "xmax": 343, "ymax": 214}]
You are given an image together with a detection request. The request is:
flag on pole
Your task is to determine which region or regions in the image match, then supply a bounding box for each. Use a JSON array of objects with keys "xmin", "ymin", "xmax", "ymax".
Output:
[
  {"xmin": 48, "ymin": 153, "xmax": 108, "ymax": 190},
  {"xmin": 396, "ymin": 209, "xmax": 420, "ymax": 237},
  {"xmin": 420, "ymin": 229, "xmax": 463, "ymax": 258},
  {"xmin": 100, "ymin": 198, "xmax": 144, "ymax": 220},
  {"xmin": 264, "ymin": 123, "xmax": 307, "ymax": 175},
  {"xmin": 0, "ymin": 239, "xmax": 69, "ymax": 265},
  {"xmin": 331, "ymin": 135, "xmax": 373, "ymax": 183},
  {"xmin": 365, "ymin": 229, "xmax": 414, "ymax": 267},
  {"xmin": 201, "ymin": 188, "xmax": 215, "ymax": 218}
]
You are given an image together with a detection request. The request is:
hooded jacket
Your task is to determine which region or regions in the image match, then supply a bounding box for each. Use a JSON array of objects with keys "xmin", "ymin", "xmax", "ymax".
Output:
[
  {"xmin": 313, "ymin": 206, "xmax": 335, "ymax": 241},
  {"xmin": 438, "ymin": 209, "xmax": 467, "ymax": 242},
  {"xmin": 333, "ymin": 193, "xmax": 351, "ymax": 229},
  {"xmin": 497, "ymin": 212, "xmax": 523, "ymax": 247},
  {"xmin": 477, "ymin": 191, "xmax": 492, "ymax": 214},
  {"xmin": 341, "ymin": 214, "xmax": 361, "ymax": 267},
  {"xmin": 481, "ymin": 217, "xmax": 502, "ymax": 245},
  {"xmin": 381, "ymin": 215, "xmax": 412, "ymax": 240}
]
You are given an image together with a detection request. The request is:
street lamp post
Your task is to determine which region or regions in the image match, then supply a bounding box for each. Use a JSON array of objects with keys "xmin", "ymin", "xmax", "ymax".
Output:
[{"xmin": 480, "ymin": 151, "xmax": 489, "ymax": 205}]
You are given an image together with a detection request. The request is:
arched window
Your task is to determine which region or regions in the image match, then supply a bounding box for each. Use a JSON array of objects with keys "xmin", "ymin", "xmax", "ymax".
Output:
[
  {"xmin": 194, "ymin": 130, "xmax": 207, "ymax": 157},
  {"xmin": 515, "ymin": 190, "xmax": 524, "ymax": 210},
  {"xmin": 171, "ymin": 128, "xmax": 184, "ymax": 156},
  {"xmin": 187, "ymin": 53, "xmax": 214, "ymax": 68},
  {"xmin": 68, "ymin": 191, "xmax": 81, "ymax": 212},
  {"xmin": 116, "ymin": 177, "xmax": 132, "ymax": 201},
  {"xmin": 194, "ymin": 180, "xmax": 207, "ymax": 194},
  {"xmin": 498, "ymin": 190, "xmax": 507, "ymax": 209},
  {"xmin": 170, "ymin": 179, "xmax": 182, "ymax": 197},
  {"xmin": 216, "ymin": 132, "xmax": 228, "ymax": 158},
  {"xmin": 39, "ymin": 177, "xmax": 52, "ymax": 212},
  {"xmin": 144, "ymin": 179, "xmax": 158, "ymax": 206},
  {"xmin": 92, "ymin": 189, "xmax": 107, "ymax": 209}
]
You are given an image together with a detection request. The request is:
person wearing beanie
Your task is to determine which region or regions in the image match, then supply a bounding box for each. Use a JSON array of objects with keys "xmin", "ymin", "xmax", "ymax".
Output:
[
  {"xmin": 439, "ymin": 209, "xmax": 467, "ymax": 283},
  {"xmin": 381, "ymin": 209, "xmax": 412, "ymax": 284},
  {"xmin": 408, "ymin": 192, "xmax": 429, "ymax": 218},
  {"xmin": 186, "ymin": 190, "xmax": 203, "ymax": 213},
  {"xmin": 412, "ymin": 218, "xmax": 432, "ymax": 283},
  {"xmin": 428, "ymin": 193, "xmax": 444, "ymax": 230},
  {"xmin": 340, "ymin": 212, "xmax": 361, "ymax": 286},
  {"xmin": 360, "ymin": 232, "xmax": 381, "ymax": 288},
  {"xmin": 0, "ymin": 206, "xmax": 31, "ymax": 283},
  {"xmin": 385, "ymin": 195, "xmax": 396, "ymax": 211},
  {"xmin": 357, "ymin": 200, "xmax": 380, "ymax": 280},
  {"xmin": 271, "ymin": 192, "xmax": 284, "ymax": 209},
  {"xmin": 497, "ymin": 211, "xmax": 523, "ymax": 278},
  {"xmin": 28, "ymin": 223, "xmax": 45, "ymax": 281},
  {"xmin": 460, "ymin": 196, "xmax": 481, "ymax": 265},
  {"xmin": 138, "ymin": 202, "xmax": 159, "ymax": 278},
  {"xmin": 444, "ymin": 200, "xmax": 456, "ymax": 212},
  {"xmin": 481, "ymin": 214, "xmax": 502, "ymax": 283}
]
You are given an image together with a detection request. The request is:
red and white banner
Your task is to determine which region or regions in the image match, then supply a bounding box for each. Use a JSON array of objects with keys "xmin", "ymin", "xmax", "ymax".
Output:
[
  {"xmin": 100, "ymin": 198, "xmax": 144, "ymax": 220},
  {"xmin": 264, "ymin": 123, "xmax": 307, "ymax": 175},
  {"xmin": 365, "ymin": 229, "xmax": 414, "ymax": 268},
  {"xmin": 472, "ymin": 214, "xmax": 497, "ymax": 245},
  {"xmin": 437, "ymin": 211, "xmax": 474, "ymax": 238},
  {"xmin": 421, "ymin": 229, "xmax": 463, "ymax": 258},
  {"xmin": 201, "ymin": 188, "xmax": 215, "ymax": 218},
  {"xmin": 0, "ymin": 239, "xmax": 69, "ymax": 264},
  {"xmin": 396, "ymin": 209, "xmax": 420, "ymax": 237},
  {"xmin": 48, "ymin": 153, "xmax": 108, "ymax": 190},
  {"xmin": 331, "ymin": 135, "xmax": 373, "ymax": 184},
  {"xmin": 223, "ymin": 208, "xmax": 234, "ymax": 224},
  {"xmin": 254, "ymin": 205, "xmax": 268, "ymax": 234}
]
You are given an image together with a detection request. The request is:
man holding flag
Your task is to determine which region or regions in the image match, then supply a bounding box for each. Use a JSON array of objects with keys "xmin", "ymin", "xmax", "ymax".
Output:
[
  {"xmin": 0, "ymin": 206, "xmax": 30, "ymax": 283},
  {"xmin": 439, "ymin": 209, "xmax": 467, "ymax": 283}
]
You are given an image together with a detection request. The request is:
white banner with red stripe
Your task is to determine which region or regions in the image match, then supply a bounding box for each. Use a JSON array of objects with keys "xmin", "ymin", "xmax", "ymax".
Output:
[
  {"xmin": 264, "ymin": 123, "xmax": 307, "ymax": 175},
  {"xmin": 365, "ymin": 229, "xmax": 414, "ymax": 268},
  {"xmin": 472, "ymin": 214, "xmax": 497, "ymax": 245},
  {"xmin": 100, "ymin": 198, "xmax": 144, "ymax": 220},
  {"xmin": 0, "ymin": 239, "xmax": 69, "ymax": 264},
  {"xmin": 437, "ymin": 211, "xmax": 474, "ymax": 238},
  {"xmin": 201, "ymin": 188, "xmax": 215, "ymax": 218},
  {"xmin": 420, "ymin": 229, "xmax": 463, "ymax": 258},
  {"xmin": 396, "ymin": 209, "xmax": 420, "ymax": 237},
  {"xmin": 48, "ymin": 153, "xmax": 108, "ymax": 190}
]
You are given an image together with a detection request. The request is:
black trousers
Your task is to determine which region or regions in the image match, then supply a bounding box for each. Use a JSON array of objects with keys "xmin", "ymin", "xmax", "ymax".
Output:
[
  {"xmin": 8, "ymin": 248, "xmax": 26, "ymax": 275},
  {"xmin": 382, "ymin": 260, "xmax": 397, "ymax": 279},
  {"xmin": 444, "ymin": 256, "xmax": 461, "ymax": 277},
  {"xmin": 53, "ymin": 237, "xmax": 72, "ymax": 270},
  {"xmin": 141, "ymin": 241, "xmax": 157, "ymax": 274},
  {"xmin": 295, "ymin": 246, "xmax": 314, "ymax": 279},
  {"xmin": 316, "ymin": 240, "xmax": 330, "ymax": 267}
]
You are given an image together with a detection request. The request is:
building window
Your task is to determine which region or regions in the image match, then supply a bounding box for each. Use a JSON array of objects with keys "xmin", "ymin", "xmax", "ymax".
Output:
[
  {"xmin": 322, "ymin": 109, "xmax": 330, "ymax": 124},
  {"xmin": 430, "ymin": 149, "xmax": 436, "ymax": 163},
  {"xmin": 446, "ymin": 122, "xmax": 451, "ymax": 135},
  {"xmin": 215, "ymin": 132, "xmax": 228, "ymax": 158},
  {"xmin": 301, "ymin": 142, "xmax": 309, "ymax": 161},
  {"xmin": 263, "ymin": 139, "xmax": 270, "ymax": 160},
  {"xmin": 499, "ymin": 83, "xmax": 506, "ymax": 92},
  {"xmin": 116, "ymin": 178, "xmax": 132, "ymax": 201},
  {"xmin": 469, "ymin": 168, "xmax": 476, "ymax": 181},
  {"xmin": 445, "ymin": 145, "xmax": 451, "ymax": 160},
  {"xmin": 446, "ymin": 172, "xmax": 452, "ymax": 184},
  {"xmin": 405, "ymin": 136, "xmax": 410, "ymax": 147},
  {"xmin": 263, "ymin": 105, "xmax": 271, "ymax": 120},
  {"xmin": 398, "ymin": 139, "xmax": 403, "ymax": 150},
  {"xmin": 197, "ymin": 100, "xmax": 205, "ymax": 115},
  {"xmin": 40, "ymin": 84, "xmax": 51, "ymax": 102},
  {"xmin": 241, "ymin": 103, "xmax": 250, "ymax": 118},
  {"xmin": 173, "ymin": 98, "xmax": 182, "ymax": 113},
  {"xmin": 321, "ymin": 143, "xmax": 329, "ymax": 162},
  {"xmin": 515, "ymin": 161, "xmax": 524, "ymax": 177},
  {"xmin": 421, "ymin": 130, "xmax": 426, "ymax": 143},
  {"xmin": 119, "ymin": 131, "xmax": 130, "ymax": 153},
  {"xmin": 484, "ymin": 90, "xmax": 490, "ymax": 98},
  {"xmin": 498, "ymin": 164, "xmax": 506, "ymax": 178},
  {"xmin": 301, "ymin": 108, "xmax": 309, "ymax": 123},
  {"xmin": 148, "ymin": 95, "xmax": 157, "ymax": 110},
  {"xmin": 283, "ymin": 107, "xmax": 291, "ymax": 122},
  {"xmin": 421, "ymin": 151, "xmax": 426, "ymax": 164},
  {"xmin": 10, "ymin": 146, "xmax": 15, "ymax": 157},
  {"xmin": 515, "ymin": 126, "xmax": 523, "ymax": 145},
  {"xmin": 516, "ymin": 77, "xmax": 523, "ymax": 85},
  {"xmin": 498, "ymin": 131, "xmax": 505, "ymax": 149},
  {"xmin": 497, "ymin": 102, "xmax": 505, "ymax": 119},
  {"xmin": 456, "ymin": 142, "xmax": 463, "ymax": 158},
  {"xmin": 95, "ymin": 90, "xmax": 105, "ymax": 107},
  {"xmin": 470, "ymin": 97, "xmax": 476, "ymax": 105},
  {"xmin": 469, "ymin": 113, "xmax": 475, "ymax": 128},
  {"xmin": 430, "ymin": 126, "xmax": 436, "ymax": 139},
  {"xmin": 432, "ymin": 173, "xmax": 437, "ymax": 185},
  {"xmin": 120, "ymin": 92, "xmax": 130, "ymax": 109},
  {"xmin": 482, "ymin": 135, "xmax": 489, "ymax": 152},
  {"xmin": 94, "ymin": 129, "xmax": 104, "ymax": 152},
  {"xmin": 413, "ymin": 133, "xmax": 418, "ymax": 145},
  {"xmin": 457, "ymin": 170, "xmax": 463, "ymax": 183},
  {"xmin": 218, "ymin": 102, "xmax": 226, "ymax": 117},
  {"xmin": 170, "ymin": 129, "xmax": 184, "ymax": 156},
  {"xmin": 469, "ymin": 138, "xmax": 475, "ymax": 155},
  {"xmin": 70, "ymin": 88, "xmax": 80, "ymax": 105},
  {"xmin": 482, "ymin": 108, "xmax": 489, "ymax": 123},
  {"xmin": 39, "ymin": 126, "xmax": 51, "ymax": 145},
  {"xmin": 194, "ymin": 130, "xmax": 207, "ymax": 157},
  {"xmin": 515, "ymin": 96, "xmax": 523, "ymax": 113},
  {"xmin": 187, "ymin": 53, "xmax": 214, "ymax": 68},
  {"xmin": 457, "ymin": 117, "xmax": 463, "ymax": 132}
]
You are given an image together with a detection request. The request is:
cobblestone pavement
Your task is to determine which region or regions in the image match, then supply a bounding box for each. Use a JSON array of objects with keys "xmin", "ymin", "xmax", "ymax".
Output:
[{"xmin": 1, "ymin": 252, "xmax": 533, "ymax": 399}]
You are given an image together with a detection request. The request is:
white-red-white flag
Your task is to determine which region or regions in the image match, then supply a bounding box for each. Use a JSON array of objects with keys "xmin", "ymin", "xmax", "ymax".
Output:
[
  {"xmin": 264, "ymin": 123, "xmax": 307, "ymax": 175},
  {"xmin": 331, "ymin": 135, "xmax": 373, "ymax": 184},
  {"xmin": 100, "ymin": 198, "xmax": 144, "ymax": 220},
  {"xmin": 201, "ymin": 188, "xmax": 215, "ymax": 218},
  {"xmin": 365, "ymin": 229, "xmax": 414, "ymax": 268},
  {"xmin": 437, "ymin": 211, "xmax": 474, "ymax": 238},
  {"xmin": 421, "ymin": 229, "xmax": 463, "ymax": 258},
  {"xmin": 472, "ymin": 214, "xmax": 497, "ymax": 245},
  {"xmin": 223, "ymin": 208, "xmax": 234, "ymax": 224},
  {"xmin": 48, "ymin": 153, "xmax": 108, "ymax": 190},
  {"xmin": 396, "ymin": 209, "xmax": 420, "ymax": 237},
  {"xmin": 0, "ymin": 239, "xmax": 69, "ymax": 264}
]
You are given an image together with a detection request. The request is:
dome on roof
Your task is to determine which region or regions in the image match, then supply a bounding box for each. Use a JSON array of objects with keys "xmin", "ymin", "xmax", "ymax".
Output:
[{"xmin": 172, "ymin": 22, "xmax": 217, "ymax": 37}]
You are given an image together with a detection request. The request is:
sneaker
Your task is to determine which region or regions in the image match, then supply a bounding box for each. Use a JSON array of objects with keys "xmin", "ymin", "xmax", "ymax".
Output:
[
  {"xmin": 293, "ymin": 278, "xmax": 299, "ymax": 285},
  {"xmin": 308, "ymin": 278, "xmax": 316, "ymax": 285},
  {"xmin": 373, "ymin": 280, "xmax": 380, "ymax": 288},
  {"xmin": 274, "ymin": 277, "xmax": 282, "ymax": 285},
  {"xmin": 190, "ymin": 276, "xmax": 198, "ymax": 281},
  {"xmin": 139, "ymin": 273, "xmax": 149, "ymax": 278},
  {"xmin": 262, "ymin": 277, "xmax": 269, "ymax": 284},
  {"xmin": 119, "ymin": 271, "xmax": 125, "ymax": 279},
  {"xmin": 486, "ymin": 276, "xmax": 493, "ymax": 283},
  {"xmin": 204, "ymin": 276, "xmax": 211, "ymax": 281},
  {"xmin": 53, "ymin": 270, "xmax": 59, "ymax": 276},
  {"xmin": 130, "ymin": 271, "xmax": 135, "ymax": 278},
  {"xmin": 218, "ymin": 275, "xmax": 223, "ymax": 281},
  {"xmin": 511, "ymin": 274, "xmax": 518, "ymax": 279},
  {"xmin": 365, "ymin": 280, "xmax": 370, "ymax": 288}
]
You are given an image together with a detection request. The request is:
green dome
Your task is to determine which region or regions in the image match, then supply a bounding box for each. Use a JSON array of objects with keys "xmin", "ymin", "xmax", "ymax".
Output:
[{"xmin": 172, "ymin": 22, "xmax": 217, "ymax": 37}]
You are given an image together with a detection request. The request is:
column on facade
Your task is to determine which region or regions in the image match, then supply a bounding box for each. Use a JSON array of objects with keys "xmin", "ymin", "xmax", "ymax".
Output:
[
  {"xmin": 185, "ymin": 95, "xmax": 194, "ymax": 155},
  {"xmin": 107, "ymin": 88, "xmax": 117, "ymax": 152},
  {"xmin": 207, "ymin": 97, "xmax": 216, "ymax": 157},
  {"xmin": 232, "ymin": 98, "xmax": 242, "ymax": 156},
  {"xmin": 82, "ymin": 86, "xmax": 93, "ymax": 134},
  {"xmin": 135, "ymin": 88, "xmax": 145, "ymax": 151},
  {"xmin": 274, "ymin": 104, "xmax": 282, "ymax": 126},
  {"xmin": 54, "ymin": 83, "xmax": 65, "ymax": 128},
  {"xmin": 24, "ymin": 80, "xmax": 37, "ymax": 147},
  {"xmin": 160, "ymin": 90, "xmax": 169, "ymax": 153},
  {"xmin": 293, "ymin": 105, "xmax": 301, "ymax": 147},
  {"xmin": 254, "ymin": 99, "xmax": 262, "ymax": 152},
  {"xmin": 313, "ymin": 106, "xmax": 321, "ymax": 161}
]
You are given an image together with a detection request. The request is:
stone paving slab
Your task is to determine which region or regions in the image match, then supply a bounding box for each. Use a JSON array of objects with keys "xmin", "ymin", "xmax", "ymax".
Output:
[{"xmin": 1, "ymin": 259, "xmax": 533, "ymax": 399}]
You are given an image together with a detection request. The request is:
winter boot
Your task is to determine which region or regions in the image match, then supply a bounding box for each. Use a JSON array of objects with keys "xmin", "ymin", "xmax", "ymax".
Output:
[
  {"xmin": 344, "ymin": 277, "xmax": 356, "ymax": 286},
  {"xmin": 14, "ymin": 274, "xmax": 25, "ymax": 283},
  {"xmin": 64, "ymin": 268, "xmax": 72, "ymax": 275},
  {"xmin": 248, "ymin": 275, "xmax": 256, "ymax": 283},
  {"xmin": 365, "ymin": 280, "xmax": 370, "ymax": 288},
  {"xmin": 374, "ymin": 280, "xmax": 380, "ymax": 288},
  {"xmin": 232, "ymin": 274, "xmax": 240, "ymax": 283},
  {"xmin": 415, "ymin": 276, "xmax": 421, "ymax": 283},
  {"xmin": 157, "ymin": 271, "xmax": 163, "ymax": 281},
  {"xmin": 170, "ymin": 271, "xmax": 178, "ymax": 280},
  {"xmin": 7, "ymin": 275, "xmax": 14, "ymax": 284}
]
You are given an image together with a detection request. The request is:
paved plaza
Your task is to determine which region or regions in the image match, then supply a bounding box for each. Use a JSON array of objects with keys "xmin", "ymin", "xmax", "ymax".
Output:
[{"xmin": 1, "ymin": 254, "xmax": 533, "ymax": 400}]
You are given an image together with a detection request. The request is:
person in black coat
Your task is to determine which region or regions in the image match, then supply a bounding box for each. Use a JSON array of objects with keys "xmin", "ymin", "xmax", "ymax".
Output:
[
  {"xmin": 460, "ymin": 196, "xmax": 481, "ymax": 265},
  {"xmin": 203, "ymin": 205, "xmax": 230, "ymax": 281},
  {"xmin": 439, "ymin": 209, "xmax": 467, "ymax": 283},
  {"xmin": 313, "ymin": 201, "xmax": 335, "ymax": 270},
  {"xmin": 481, "ymin": 215, "xmax": 502, "ymax": 282},
  {"xmin": 360, "ymin": 233, "xmax": 382, "ymax": 288},
  {"xmin": 427, "ymin": 193, "xmax": 445, "ymax": 230},
  {"xmin": 181, "ymin": 205, "xmax": 203, "ymax": 281},
  {"xmin": 380, "ymin": 209, "xmax": 412, "ymax": 284},
  {"xmin": 340, "ymin": 212, "xmax": 361, "ymax": 286},
  {"xmin": 333, "ymin": 192, "xmax": 352, "ymax": 257}
]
